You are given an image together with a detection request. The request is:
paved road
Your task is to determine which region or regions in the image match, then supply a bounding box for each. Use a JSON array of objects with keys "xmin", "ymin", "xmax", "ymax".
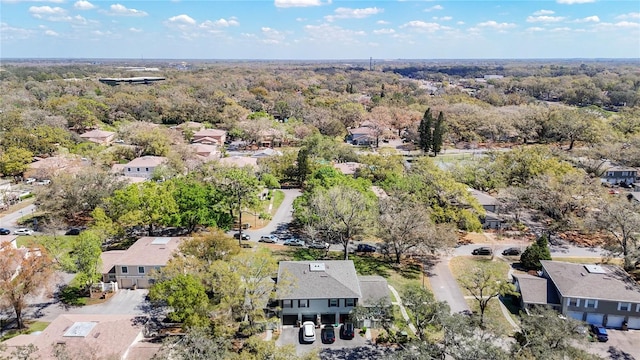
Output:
[
  {"xmin": 0, "ymin": 203, "xmax": 36, "ymax": 232},
  {"xmin": 237, "ymin": 188, "xmax": 302, "ymax": 243},
  {"xmin": 428, "ymin": 257, "xmax": 470, "ymax": 313},
  {"xmin": 454, "ymin": 242, "xmax": 609, "ymax": 258}
]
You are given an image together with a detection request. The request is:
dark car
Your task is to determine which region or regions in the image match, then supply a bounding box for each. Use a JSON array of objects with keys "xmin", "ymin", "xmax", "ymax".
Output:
[
  {"xmin": 0, "ymin": 228, "xmax": 11, "ymax": 235},
  {"xmin": 472, "ymin": 247, "xmax": 492, "ymax": 256},
  {"xmin": 340, "ymin": 323, "xmax": 355, "ymax": 340},
  {"xmin": 357, "ymin": 244, "xmax": 377, "ymax": 253},
  {"xmin": 501, "ymin": 247, "xmax": 521, "ymax": 256},
  {"xmin": 321, "ymin": 326, "xmax": 336, "ymax": 344},
  {"xmin": 65, "ymin": 228, "xmax": 82, "ymax": 236},
  {"xmin": 590, "ymin": 324, "xmax": 608, "ymax": 342},
  {"xmin": 233, "ymin": 233, "xmax": 251, "ymax": 241}
]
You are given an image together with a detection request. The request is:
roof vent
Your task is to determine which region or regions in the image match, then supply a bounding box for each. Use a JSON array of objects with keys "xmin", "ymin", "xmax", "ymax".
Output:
[
  {"xmin": 584, "ymin": 265, "xmax": 607, "ymax": 274},
  {"xmin": 309, "ymin": 263, "xmax": 325, "ymax": 272},
  {"xmin": 151, "ymin": 237, "xmax": 171, "ymax": 245},
  {"xmin": 64, "ymin": 322, "xmax": 97, "ymax": 337}
]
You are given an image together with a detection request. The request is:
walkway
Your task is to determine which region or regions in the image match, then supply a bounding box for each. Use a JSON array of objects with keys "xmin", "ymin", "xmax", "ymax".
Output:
[{"xmin": 387, "ymin": 285, "xmax": 417, "ymax": 335}]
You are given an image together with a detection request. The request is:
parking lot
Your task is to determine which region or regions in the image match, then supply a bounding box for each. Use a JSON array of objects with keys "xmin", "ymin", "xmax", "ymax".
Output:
[
  {"xmin": 276, "ymin": 325, "xmax": 374, "ymax": 357},
  {"xmin": 586, "ymin": 329, "xmax": 640, "ymax": 359}
]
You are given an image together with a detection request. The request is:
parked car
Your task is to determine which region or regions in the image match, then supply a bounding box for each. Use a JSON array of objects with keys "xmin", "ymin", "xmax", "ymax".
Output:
[
  {"xmin": 35, "ymin": 179, "xmax": 51, "ymax": 185},
  {"xmin": 472, "ymin": 247, "xmax": 492, "ymax": 256},
  {"xmin": 501, "ymin": 247, "xmax": 521, "ymax": 256},
  {"xmin": 357, "ymin": 243, "xmax": 377, "ymax": 253},
  {"xmin": 321, "ymin": 325, "xmax": 336, "ymax": 344},
  {"xmin": 258, "ymin": 234, "xmax": 278, "ymax": 243},
  {"xmin": 590, "ymin": 324, "xmax": 608, "ymax": 342},
  {"xmin": 14, "ymin": 228, "xmax": 33, "ymax": 236},
  {"xmin": 283, "ymin": 238, "xmax": 305, "ymax": 247},
  {"xmin": 24, "ymin": 178, "xmax": 36, "ymax": 184},
  {"xmin": 301, "ymin": 321, "xmax": 316, "ymax": 343},
  {"xmin": 65, "ymin": 228, "xmax": 82, "ymax": 236},
  {"xmin": 0, "ymin": 228, "xmax": 11, "ymax": 235},
  {"xmin": 233, "ymin": 233, "xmax": 251, "ymax": 241},
  {"xmin": 340, "ymin": 322, "xmax": 355, "ymax": 340},
  {"xmin": 308, "ymin": 241, "xmax": 329, "ymax": 249}
]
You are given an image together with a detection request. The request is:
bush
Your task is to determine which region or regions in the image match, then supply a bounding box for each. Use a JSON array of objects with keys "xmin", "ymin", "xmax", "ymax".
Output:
[{"xmin": 520, "ymin": 234, "xmax": 552, "ymax": 270}]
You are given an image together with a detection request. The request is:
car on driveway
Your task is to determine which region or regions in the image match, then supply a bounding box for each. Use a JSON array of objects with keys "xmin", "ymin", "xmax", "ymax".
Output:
[
  {"xmin": 590, "ymin": 324, "xmax": 608, "ymax": 342},
  {"xmin": 301, "ymin": 321, "xmax": 316, "ymax": 343},
  {"xmin": 283, "ymin": 238, "xmax": 305, "ymax": 247},
  {"xmin": 472, "ymin": 247, "xmax": 492, "ymax": 255},
  {"xmin": 0, "ymin": 228, "xmax": 11, "ymax": 235},
  {"xmin": 259, "ymin": 234, "xmax": 279, "ymax": 243},
  {"xmin": 65, "ymin": 228, "xmax": 82, "ymax": 236},
  {"xmin": 233, "ymin": 233, "xmax": 251, "ymax": 241},
  {"xmin": 356, "ymin": 243, "xmax": 377, "ymax": 253},
  {"xmin": 14, "ymin": 228, "xmax": 33, "ymax": 236},
  {"xmin": 321, "ymin": 325, "xmax": 336, "ymax": 344},
  {"xmin": 502, "ymin": 247, "xmax": 521, "ymax": 256},
  {"xmin": 340, "ymin": 322, "xmax": 355, "ymax": 339},
  {"xmin": 308, "ymin": 241, "xmax": 328, "ymax": 249}
]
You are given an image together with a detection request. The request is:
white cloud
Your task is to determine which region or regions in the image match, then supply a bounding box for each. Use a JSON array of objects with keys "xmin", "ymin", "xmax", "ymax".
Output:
[
  {"xmin": 1, "ymin": 22, "xmax": 34, "ymax": 41},
  {"xmin": 432, "ymin": 16, "xmax": 452, "ymax": 21},
  {"xmin": 477, "ymin": 20, "xmax": 516, "ymax": 29},
  {"xmin": 525, "ymin": 27, "xmax": 545, "ymax": 32},
  {"xmin": 550, "ymin": 27, "xmax": 572, "ymax": 32},
  {"xmin": 325, "ymin": 7, "xmax": 383, "ymax": 22},
  {"xmin": 296, "ymin": 17, "xmax": 307, "ymax": 22},
  {"xmin": 274, "ymin": 0, "xmax": 330, "ymax": 8},
  {"xmin": 456, "ymin": 21, "xmax": 465, "ymax": 25},
  {"xmin": 260, "ymin": 27, "xmax": 286, "ymax": 44},
  {"xmin": 533, "ymin": 9, "xmax": 554, "ymax": 16},
  {"xmin": 108, "ymin": 4, "xmax": 148, "ymax": 17},
  {"xmin": 400, "ymin": 20, "xmax": 447, "ymax": 32},
  {"xmin": 424, "ymin": 4, "xmax": 443, "ymax": 12},
  {"xmin": 616, "ymin": 12, "xmax": 640, "ymax": 20},
  {"xmin": 44, "ymin": 29, "xmax": 58, "ymax": 36},
  {"xmin": 200, "ymin": 17, "xmax": 239, "ymax": 28},
  {"xmin": 1, "ymin": 0, "xmax": 64, "ymax": 3},
  {"xmin": 526, "ymin": 15, "xmax": 565, "ymax": 23},
  {"xmin": 373, "ymin": 28, "xmax": 395, "ymax": 35},
  {"xmin": 556, "ymin": 0, "xmax": 594, "ymax": 4},
  {"xmin": 303, "ymin": 23, "xmax": 365, "ymax": 43},
  {"xmin": 74, "ymin": 0, "xmax": 95, "ymax": 10},
  {"xmin": 377, "ymin": 20, "xmax": 390, "ymax": 25},
  {"xmin": 168, "ymin": 14, "xmax": 196, "ymax": 25},
  {"xmin": 28, "ymin": 5, "xmax": 66, "ymax": 18},
  {"xmin": 574, "ymin": 16, "xmax": 599, "ymax": 23},
  {"xmin": 129, "ymin": 27, "xmax": 142, "ymax": 32}
]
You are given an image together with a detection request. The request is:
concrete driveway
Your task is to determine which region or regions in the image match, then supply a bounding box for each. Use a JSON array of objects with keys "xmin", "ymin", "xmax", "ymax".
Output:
[
  {"xmin": 276, "ymin": 325, "xmax": 374, "ymax": 358},
  {"xmin": 586, "ymin": 329, "xmax": 640, "ymax": 359}
]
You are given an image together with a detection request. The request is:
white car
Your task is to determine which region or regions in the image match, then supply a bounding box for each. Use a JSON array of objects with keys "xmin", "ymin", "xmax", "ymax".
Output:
[
  {"xmin": 301, "ymin": 321, "xmax": 316, "ymax": 343},
  {"xmin": 14, "ymin": 228, "xmax": 33, "ymax": 236},
  {"xmin": 259, "ymin": 234, "xmax": 279, "ymax": 243},
  {"xmin": 25, "ymin": 178, "xmax": 36, "ymax": 184}
]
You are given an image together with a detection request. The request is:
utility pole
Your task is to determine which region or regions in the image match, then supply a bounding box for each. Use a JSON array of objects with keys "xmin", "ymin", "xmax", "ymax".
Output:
[{"xmin": 369, "ymin": 57, "xmax": 372, "ymax": 71}]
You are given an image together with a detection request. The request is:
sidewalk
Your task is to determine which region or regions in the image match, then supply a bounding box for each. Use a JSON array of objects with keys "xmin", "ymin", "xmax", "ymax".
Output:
[{"xmin": 387, "ymin": 285, "xmax": 417, "ymax": 335}]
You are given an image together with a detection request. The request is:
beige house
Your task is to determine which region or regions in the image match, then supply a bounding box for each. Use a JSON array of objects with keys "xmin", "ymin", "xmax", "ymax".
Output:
[
  {"xmin": 191, "ymin": 143, "xmax": 220, "ymax": 159},
  {"xmin": 218, "ymin": 156, "xmax": 258, "ymax": 169},
  {"xmin": 25, "ymin": 156, "xmax": 86, "ymax": 179},
  {"xmin": 123, "ymin": 156, "xmax": 167, "ymax": 179},
  {"xmin": 101, "ymin": 237, "xmax": 184, "ymax": 289},
  {"xmin": 192, "ymin": 129, "xmax": 227, "ymax": 145},
  {"xmin": 79, "ymin": 129, "xmax": 116, "ymax": 145},
  {"xmin": 1, "ymin": 314, "xmax": 159, "ymax": 359}
]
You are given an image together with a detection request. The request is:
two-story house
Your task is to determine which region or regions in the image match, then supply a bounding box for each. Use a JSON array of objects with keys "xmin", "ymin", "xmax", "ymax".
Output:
[
  {"xmin": 79, "ymin": 129, "xmax": 116, "ymax": 146},
  {"xmin": 513, "ymin": 260, "xmax": 640, "ymax": 329},
  {"xmin": 100, "ymin": 237, "xmax": 184, "ymax": 289},
  {"xmin": 468, "ymin": 189, "xmax": 502, "ymax": 229},
  {"xmin": 123, "ymin": 156, "xmax": 167, "ymax": 179},
  {"xmin": 276, "ymin": 260, "xmax": 390, "ymax": 327},
  {"xmin": 602, "ymin": 166, "xmax": 638, "ymax": 186},
  {"xmin": 192, "ymin": 129, "xmax": 227, "ymax": 145}
]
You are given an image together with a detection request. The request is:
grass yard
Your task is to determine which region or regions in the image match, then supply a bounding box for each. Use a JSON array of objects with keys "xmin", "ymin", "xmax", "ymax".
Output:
[
  {"xmin": 449, "ymin": 257, "xmax": 510, "ymax": 297},
  {"xmin": 239, "ymin": 190, "xmax": 284, "ymax": 230},
  {"xmin": 0, "ymin": 321, "xmax": 50, "ymax": 341},
  {"xmin": 465, "ymin": 298, "xmax": 516, "ymax": 336},
  {"xmin": 16, "ymin": 234, "xmax": 77, "ymax": 249},
  {"xmin": 551, "ymin": 257, "xmax": 623, "ymax": 266}
]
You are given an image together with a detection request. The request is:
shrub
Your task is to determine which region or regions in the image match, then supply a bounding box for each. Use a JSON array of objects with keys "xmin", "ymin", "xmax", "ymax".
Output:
[{"xmin": 520, "ymin": 234, "xmax": 552, "ymax": 270}]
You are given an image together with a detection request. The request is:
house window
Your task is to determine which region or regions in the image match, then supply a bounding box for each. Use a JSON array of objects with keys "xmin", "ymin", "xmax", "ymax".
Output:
[
  {"xmin": 121, "ymin": 266, "xmax": 128, "ymax": 274},
  {"xmin": 618, "ymin": 302, "xmax": 631, "ymax": 311},
  {"xmin": 637, "ymin": 304, "xmax": 640, "ymax": 312},
  {"xmin": 585, "ymin": 299, "xmax": 598, "ymax": 309},
  {"xmin": 622, "ymin": 171, "xmax": 628, "ymax": 176},
  {"xmin": 127, "ymin": 168, "xmax": 131, "ymax": 171},
  {"xmin": 328, "ymin": 299, "xmax": 339, "ymax": 307},
  {"xmin": 346, "ymin": 298, "xmax": 355, "ymax": 307},
  {"xmin": 137, "ymin": 168, "xmax": 140, "ymax": 171},
  {"xmin": 282, "ymin": 300, "xmax": 292, "ymax": 308},
  {"xmin": 145, "ymin": 168, "xmax": 149, "ymax": 171},
  {"xmin": 138, "ymin": 266, "xmax": 145, "ymax": 274},
  {"xmin": 568, "ymin": 298, "xmax": 580, "ymax": 307},
  {"xmin": 298, "ymin": 300, "xmax": 309, "ymax": 308},
  {"xmin": 607, "ymin": 172, "xmax": 614, "ymax": 177}
]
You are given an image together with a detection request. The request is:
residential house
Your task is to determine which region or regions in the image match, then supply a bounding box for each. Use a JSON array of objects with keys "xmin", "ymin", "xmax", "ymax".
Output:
[
  {"xmin": 468, "ymin": 189, "xmax": 503, "ymax": 229},
  {"xmin": 275, "ymin": 260, "xmax": 390, "ymax": 326},
  {"xmin": 25, "ymin": 156, "xmax": 86, "ymax": 179},
  {"xmin": 513, "ymin": 260, "xmax": 640, "ymax": 329},
  {"xmin": 346, "ymin": 126, "xmax": 376, "ymax": 146},
  {"xmin": 191, "ymin": 144, "xmax": 220, "ymax": 159},
  {"xmin": 0, "ymin": 235, "xmax": 18, "ymax": 249},
  {"xmin": 0, "ymin": 314, "xmax": 159, "ymax": 359},
  {"xmin": 192, "ymin": 129, "xmax": 227, "ymax": 145},
  {"xmin": 173, "ymin": 121, "xmax": 205, "ymax": 132},
  {"xmin": 252, "ymin": 148, "xmax": 282, "ymax": 158},
  {"xmin": 79, "ymin": 129, "xmax": 116, "ymax": 145},
  {"xmin": 601, "ymin": 166, "xmax": 638, "ymax": 186},
  {"xmin": 333, "ymin": 162, "xmax": 363, "ymax": 176},
  {"xmin": 218, "ymin": 156, "xmax": 258, "ymax": 170},
  {"xmin": 100, "ymin": 237, "xmax": 184, "ymax": 289},
  {"xmin": 123, "ymin": 156, "xmax": 167, "ymax": 179}
]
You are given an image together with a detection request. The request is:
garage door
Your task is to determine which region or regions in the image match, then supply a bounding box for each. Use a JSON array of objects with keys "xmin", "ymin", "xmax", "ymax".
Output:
[
  {"xmin": 282, "ymin": 315, "xmax": 297, "ymax": 326},
  {"xmin": 321, "ymin": 314, "xmax": 335, "ymax": 325},
  {"xmin": 301, "ymin": 314, "xmax": 316, "ymax": 324},
  {"xmin": 586, "ymin": 313, "xmax": 604, "ymax": 325},
  {"xmin": 626, "ymin": 317, "xmax": 640, "ymax": 330},
  {"xmin": 606, "ymin": 315, "xmax": 625, "ymax": 329},
  {"xmin": 567, "ymin": 311, "xmax": 584, "ymax": 321}
]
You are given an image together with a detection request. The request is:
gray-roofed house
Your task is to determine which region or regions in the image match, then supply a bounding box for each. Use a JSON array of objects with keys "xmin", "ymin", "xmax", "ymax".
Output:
[
  {"xmin": 601, "ymin": 166, "xmax": 638, "ymax": 186},
  {"xmin": 276, "ymin": 260, "xmax": 390, "ymax": 326},
  {"xmin": 514, "ymin": 260, "xmax": 640, "ymax": 329},
  {"xmin": 468, "ymin": 189, "xmax": 503, "ymax": 229}
]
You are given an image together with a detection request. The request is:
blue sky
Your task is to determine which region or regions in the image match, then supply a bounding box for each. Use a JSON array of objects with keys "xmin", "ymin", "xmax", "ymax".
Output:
[{"xmin": 1, "ymin": 0, "xmax": 639, "ymax": 59}]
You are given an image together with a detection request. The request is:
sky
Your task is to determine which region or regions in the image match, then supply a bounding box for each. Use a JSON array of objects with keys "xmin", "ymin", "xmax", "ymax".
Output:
[{"xmin": 1, "ymin": 0, "xmax": 639, "ymax": 59}]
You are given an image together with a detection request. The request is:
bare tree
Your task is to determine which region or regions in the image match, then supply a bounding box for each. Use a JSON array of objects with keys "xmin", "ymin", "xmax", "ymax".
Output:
[{"xmin": 589, "ymin": 197, "xmax": 640, "ymax": 270}]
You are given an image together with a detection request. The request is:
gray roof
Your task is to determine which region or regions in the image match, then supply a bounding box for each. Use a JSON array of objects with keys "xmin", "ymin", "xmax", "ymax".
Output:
[
  {"xmin": 513, "ymin": 274, "xmax": 560, "ymax": 306},
  {"xmin": 541, "ymin": 260, "xmax": 640, "ymax": 303},
  {"xmin": 468, "ymin": 189, "xmax": 498, "ymax": 206},
  {"xmin": 358, "ymin": 276, "xmax": 391, "ymax": 307},
  {"xmin": 277, "ymin": 261, "xmax": 361, "ymax": 300}
]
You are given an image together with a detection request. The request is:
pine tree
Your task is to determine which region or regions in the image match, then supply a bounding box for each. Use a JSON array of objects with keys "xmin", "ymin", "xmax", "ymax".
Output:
[
  {"xmin": 432, "ymin": 111, "xmax": 445, "ymax": 156},
  {"xmin": 418, "ymin": 108, "xmax": 433, "ymax": 154}
]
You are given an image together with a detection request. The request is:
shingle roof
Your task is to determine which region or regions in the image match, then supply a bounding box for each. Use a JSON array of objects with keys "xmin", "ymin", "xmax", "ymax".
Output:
[
  {"xmin": 513, "ymin": 273, "xmax": 560, "ymax": 305},
  {"xmin": 219, "ymin": 156, "xmax": 258, "ymax": 168},
  {"xmin": 541, "ymin": 260, "xmax": 640, "ymax": 302},
  {"xmin": 79, "ymin": 129, "xmax": 115, "ymax": 138},
  {"xmin": 468, "ymin": 189, "xmax": 498, "ymax": 206},
  {"xmin": 126, "ymin": 156, "xmax": 167, "ymax": 168},
  {"xmin": 194, "ymin": 129, "xmax": 226, "ymax": 137},
  {"xmin": 277, "ymin": 261, "xmax": 362, "ymax": 300},
  {"xmin": 358, "ymin": 276, "xmax": 391, "ymax": 307},
  {"xmin": 101, "ymin": 237, "xmax": 183, "ymax": 273}
]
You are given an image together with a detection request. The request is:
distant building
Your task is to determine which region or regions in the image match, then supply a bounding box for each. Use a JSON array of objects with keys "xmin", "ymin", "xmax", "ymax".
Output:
[
  {"xmin": 79, "ymin": 129, "xmax": 116, "ymax": 145},
  {"xmin": 123, "ymin": 156, "xmax": 167, "ymax": 179},
  {"xmin": 192, "ymin": 129, "xmax": 227, "ymax": 145},
  {"xmin": 601, "ymin": 166, "xmax": 638, "ymax": 186}
]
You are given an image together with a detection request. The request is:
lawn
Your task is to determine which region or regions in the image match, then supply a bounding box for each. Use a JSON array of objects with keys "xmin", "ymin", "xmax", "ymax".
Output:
[
  {"xmin": 239, "ymin": 190, "xmax": 284, "ymax": 230},
  {"xmin": 16, "ymin": 234, "xmax": 76, "ymax": 249},
  {"xmin": 552, "ymin": 257, "xmax": 623, "ymax": 266},
  {"xmin": 0, "ymin": 321, "xmax": 50, "ymax": 341}
]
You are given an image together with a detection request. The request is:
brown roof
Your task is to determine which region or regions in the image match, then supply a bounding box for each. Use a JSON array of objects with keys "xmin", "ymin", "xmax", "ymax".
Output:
[
  {"xmin": 192, "ymin": 136, "xmax": 219, "ymax": 144},
  {"xmin": 333, "ymin": 162, "xmax": 363, "ymax": 175},
  {"xmin": 194, "ymin": 129, "xmax": 226, "ymax": 137},
  {"xmin": 101, "ymin": 237, "xmax": 184, "ymax": 272},
  {"xmin": 218, "ymin": 156, "xmax": 258, "ymax": 169},
  {"xmin": 126, "ymin": 156, "xmax": 167, "ymax": 168},
  {"xmin": 79, "ymin": 129, "xmax": 115, "ymax": 139},
  {"xmin": 1, "ymin": 314, "xmax": 152, "ymax": 360}
]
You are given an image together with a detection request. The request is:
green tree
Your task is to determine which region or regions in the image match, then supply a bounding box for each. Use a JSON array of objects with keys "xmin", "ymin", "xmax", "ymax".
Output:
[
  {"xmin": 402, "ymin": 285, "xmax": 450, "ymax": 341},
  {"xmin": 296, "ymin": 147, "xmax": 310, "ymax": 185},
  {"xmin": 432, "ymin": 111, "xmax": 445, "ymax": 155},
  {"xmin": 149, "ymin": 274, "xmax": 210, "ymax": 328},
  {"xmin": 520, "ymin": 234, "xmax": 552, "ymax": 270},
  {"xmin": 460, "ymin": 267, "xmax": 517, "ymax": 328},
  {"xmin": 418, "ymin": 108, "xmax": 433, "ymax": 155},
  {"xmin": 151, "ymin": 327, "xmax": 229, "ymax": 360},
  {"xmin": 172, "ymin": 178, "xmax": 231, "ymax": 233},
  {"xmin": 0, "ymin": 147, "xmax": 33, "ymax": 177},
  {"xmin": 589, "ymin": 198, "xmax": 640, "ymax": 270},
  {"xmin": 69, "ymin": 230, "xmax": 103, "ymax": 292}
]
